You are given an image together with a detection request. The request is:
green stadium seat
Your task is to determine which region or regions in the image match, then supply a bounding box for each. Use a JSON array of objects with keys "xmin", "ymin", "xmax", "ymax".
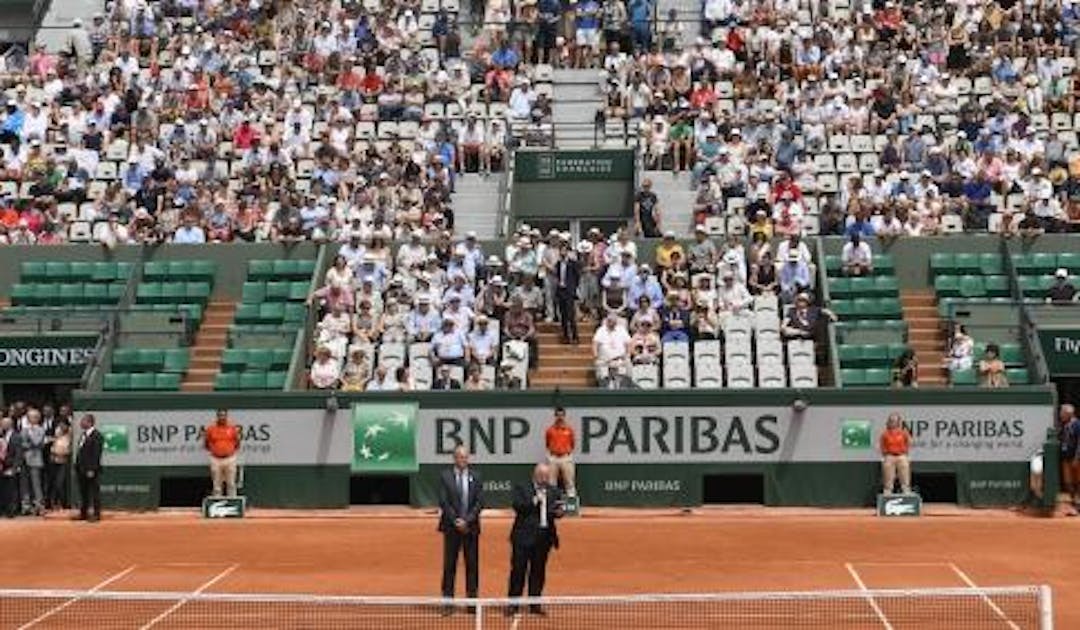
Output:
[
  {"xmin": 930, "ymin": 253, "xmax": 954, "ymax": 275},
  {"xmin": 103, "ymin": 373, "xmax": 130, "ymax": 390},
  {"xmin": 1017, "ymin": 276, "xmax": 1043, "ymax": 298},
  {"xmin": 242, "ymin": 282, "xmax": 266, "ymax": 303},
  {"xmin": 59, "ymin": 283, "xmax": 84, "ymax": 304},
  {"xmin": 831, "ymin": 300, "xmax": 855, "ymax": 318},
  {"xmin": 112, "ymin": 348, "xmax": 138, "ymax": 372},
  {"xmin": 294, "ymin": 260, "xmax": 316, "ymax": 277},
  {"xmin": 862, "ymin": 344, "xmax": 889, "ymax": 366},
  {"xmin": 958, "ymin": 276, "xmax": 986, "ymax": 298},
  {"xmin": 215, "ymin": 372, "xmax": 241, "ymax": 390},
  {"xmin": 34, "ymin": 284, "xmax": 59, "ymax": 305},
  {"xmin": 185, "ymin": 282, "xmax": 212, "ymax": 302},
  {"xmin": 266, "ymin": 371, "xmax": 287, "ymax": 389},
  {"xmin": 829, "ymin": 278, "xmax": 851, "ymax": 297},
  {"xmin": 137, "ymin": 283, "xmax": 162, "ymax": 303},
  {"xmin": 234, "ymin": 304, "xmax": 260, "ymax": 324},
  {"xmin": 979, "ymin": 254, "xmax": 1004, "ymax": 275},
  {"xmin": 136, "ymin": 349, "xmax": 165, "ymax": 370},
  {"xmin": 272, "ymin": 260, "xmax": 298, "ymax": 277},
  {"xmin": 825, "ymin": 255, "xmax": 842, "ymax": 275},
  {"xmin": 272, "ymin": 348, "xmax": 293, "ymax": 367},
  {"xmin": 863, "ymin": 369, "xmax": 891, "ymax": 386},
  {"xmin": 1059, "ymin": 253, "xmax": 1080, "ymax": 274},
  {"xmin": 239, "ymin": 371, "xmax": 268, "ymax": 389},
  {"xmin": 143, "ymin": 261, "xmax": 169, "ymax": 280},
  {"xmin": 997, "ymin": 345, "xmax": 1024, "ymax": 366},
  {"xmin": 68, "ymin": 262, "xmax": 93, "ymax": 280},
  {"xmin": 20, "ymin": 262, "xmax": 46, "ymax": 281},
  {"xmin": 248, "ymin": 260, "xmax": 274, "ymax": 280},
  {"xmin": 288, "ymin": 281, "xmax": 309, "ymax": 301},
  {"xmin": 265, "ymin": 281, "xmax": 290, "ymax": 301},
  {"xmin": 162, "ymin": 349, "xmax": 190, "ymax": 373},
  {"xmin": 189, "ymin": 260, "xmax": 216, "ymax": 281},
  {"xmin": 984, "ymin": 276, "xmax": 1010, "ymax": 298},
  {"xmin": 91, "ymin": 262, "xmax": 116, "ymax": 282},
  {"xmin": 108, "ymin": 283, "xmax": 124, "ymax": 302},
  {"xmin": 245, "ymin": 349, "xmax": 273, "ymax": 371},
  {"xmin": 129, "ymin": 373, "xmax": 156, "ymax": 390},
  {"xmin": 849, "ymin": 277, "xmax": 874, "ymax": 296},
  {"xmin": 1010, "ymin": 254, "xmax": 1035, "ymax": 274},
  {"xmin": 934, "ymin": 276, "xmax": 959, "ymax": 297},
  {"xmin": 83, "ymin": 284, "xmax": 108, "ymax": 304},
  {"xmin": 259, "ymin": 303, "xmax": 285, "ymax": 323},
  {"xmin": 154, "ymin": 373, "xmax": 181, "ymax": 390},
  {"xmin": 954, "ymin": 253, "xmax": 980, "ymax": 274},
  {"xmin": 951, "ymin": 369, "xmax": 977, "ymax": 386},
  {"xmin": 873, "ymin": 277, "xmax": 899, "ymax": 296},
  {"xmin": 44, "ymin": 262, "xmax": 70, "ymax": 280},
  {"xmin": 886, "ymin": 343, "xmax": 908, "ymax": 360},
  {"xmin": 10, "ymin": 283, "xmax": 32, "ymax": 305},
  {"xmin": 1006, "ymin": 368, "xmax": 1030, "ymax": 385},
  {"xmin": 221, "ymin": 349, "xmax": 247, "ymax": 372},
  {"xmin": 283, "ymin": 303, "xmax": 307, "ymax": 323},
  {"xmin": 1032, "ymin": 253, "xmax": 1058, "ymax": 274},
  {"xmin": 840, "ymin": 369, "xmax": 865, "ymax": 386},
  {"xmin": 116, "ymin": 262, "xmax": 134, "ymax": 280},
  {"xmin": 873, "ymin": 254, "xmax": 894, "ymax": 275},
  {"xmin": 838, "ymin": 345, "xmax": 862, "ymax": 366}
]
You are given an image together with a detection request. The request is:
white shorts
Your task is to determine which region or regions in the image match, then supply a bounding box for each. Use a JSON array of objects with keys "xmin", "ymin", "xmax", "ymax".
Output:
[{"xmin": 576, "ymin": 28, "xmax": 599, "ymax": 48}]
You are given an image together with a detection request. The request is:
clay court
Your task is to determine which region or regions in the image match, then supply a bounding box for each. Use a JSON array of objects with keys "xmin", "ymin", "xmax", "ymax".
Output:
[{"xmin": 0, "ymin": 508, "xmax": 1074, "ymax": 629}]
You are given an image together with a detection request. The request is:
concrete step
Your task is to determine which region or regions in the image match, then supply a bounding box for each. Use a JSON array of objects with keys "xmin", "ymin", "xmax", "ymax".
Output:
[
  {"xmin": 539, "ymin": 355, "xmax": 595, "ymax": 368},
  {"xmin": 181, "ymin": 382, "xmax": 215, "ymax": 392}
]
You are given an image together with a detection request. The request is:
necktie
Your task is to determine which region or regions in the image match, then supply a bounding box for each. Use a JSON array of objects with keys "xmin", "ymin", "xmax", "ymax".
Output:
[
  {"xmin": 559, "ymin": 261, "xmax": 566, "ymax": 287},
  {"xmin": 539, "ymin": 486, "xmax": 548, "ymax": 529},
  {"xmin": 459, "ymin": 470, "xmax": 469, "ymax": 518}
]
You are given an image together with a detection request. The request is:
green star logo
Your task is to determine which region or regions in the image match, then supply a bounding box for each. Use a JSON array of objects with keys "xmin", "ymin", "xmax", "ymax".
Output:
[
  {"xmin": 840, "ymin": 420, "xmax": 872, "ymax": 449},
  {"xmin": 100, "ymin": 425, "xmax": 129, "ymax": 454},
  {"xmin": 352, "ymin": 403, "xmax": 418, "ymax": 472}
]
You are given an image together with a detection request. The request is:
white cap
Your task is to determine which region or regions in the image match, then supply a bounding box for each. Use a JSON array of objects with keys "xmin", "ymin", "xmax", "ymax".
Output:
[{"xmin": 1056, "ymin": 268, "xmax": 1068, "ymax": 278}]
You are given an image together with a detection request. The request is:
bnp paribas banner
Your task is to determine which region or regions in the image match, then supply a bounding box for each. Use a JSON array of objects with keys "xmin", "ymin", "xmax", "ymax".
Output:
[
  {"xmin": 414, "ymin": 405, "xmax": 1050, "ymax": 464},
  {"xmin": 351, "ymin": 402, "xmax": 418, "ymax": 473},
  {"xmin": 96, "ymin": 410, "xmax": 352, "ymax": 466}
]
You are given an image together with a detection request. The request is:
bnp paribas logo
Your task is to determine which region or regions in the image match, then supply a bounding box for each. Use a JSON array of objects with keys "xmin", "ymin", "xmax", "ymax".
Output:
[
  {"xmin": 351, "ymin": 403, "xmax": 418, "ymax": 473},
  {"xmin": 840, "ymin": 419, "xmax": 872, "ymax": 449},
  {"xmin": 101, "ymin": 425, "xmax": 129, "ymax": 454}
]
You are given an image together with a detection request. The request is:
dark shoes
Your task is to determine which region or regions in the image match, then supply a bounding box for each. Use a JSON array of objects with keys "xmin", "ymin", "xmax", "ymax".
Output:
[{"xmin": 529, "ymin": 605, "xmax": 547, "ymax": 616}]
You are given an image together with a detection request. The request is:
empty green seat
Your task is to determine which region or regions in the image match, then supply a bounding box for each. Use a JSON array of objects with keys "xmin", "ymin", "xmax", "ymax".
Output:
[
  {"xmin": 188, "ymin": 260, "xmax": 216, "ymax": 281},
  {"xmin": 20, "ymin": 262, "xmax": 46, "ymax": 281},
  {"xmin": 215, "ymin": 372, "xmax": 241, "ymax": 390},
  {"xmin": 825, "ymin": 255, "xmax": 842, "ymax": 275},
  {"xmin": 1011, "ymin": 254, "xmax": 1035, "ymax": 274},
  {"xmin": 999, "ymin": 345, "xmax": 1023, "ymax": 365},
  {"xmin": 136, "ymin": 348, "xmax": 165, "ymax": 370},
  {"xmin": 288, "ymin": 281, "xmax": 309, "ymax": 301},
  {"xmin": 952, "ymin": 369, "xmax": 977, "ymax": 386},
  {"xmin": 294, "ymin": 260, "xmax": 316, "ymax": 276},
  {"xmin": 849, "ymin": 277, "xmax": 874, "ymax": 295},
  {"xmin": 248, "ymin": 260, "xmax": 274, "ymax": 279},
  {"xmin": 272, "ymin": 260, "xmax": 300, "ymax": 277},
  {"xmin": 958, "ymin": 275, "xmax": 986, "ymax": 298},
  {"xmin": 91, "ymin": 262, "xmax": 117, "ymax": 282},
  {"xmin": 266, "ymin": 371, "xmax": 287, "ymax": 389},
  {"xmin": 1059, "ymin": 253, "xmax": 1080, "ymax": 274},
  {"xmin": 984, "ymin": 276, "xmax": 1010, "ymax": 297},
  {"xmin": 10, "ymin": 283, "xmax": 33, "ymax": 305},
  {"xmin": 112, "ymin": 348, "xmax": 139, "ymax": 371},
  {"xmin": 863, "ymin": 368, "xmax": 891, "ymax": 385},
  {"xmin": 129, "ymin": 373, "xmax": 157, "ymax": 390},
  {"xmin": 838, "ymin": 345, "xmax": 862, "ymax": 366},
  {"xmin": 272, "ymin": 348, "xmax": 293, "ymax": 366},
  {"xmin": 930, "ymin": 253, "xmax": 954, "ymax": 275},
  {"xmin": 84, "ymin": 284, "xmax": 108, "ymax": 304},
  {"xmin": 831, "ymin": 300, "xmax": 855, "ymax": 318},
  {"xmin": 239, "ymin": 371, "xmax": 268, "ymax": 389},
  {"xmin": 67, "ymin": 262, "xmax": 93, "ymax": 280},
  {"xmin": 953, "ymin": 253, "xmax": 980, "ymax": 274},
  {"xmin": 143, "ymin": 261, "xmax": 169, "ymax": 279},
  {"xmin": 44, "ymin": 262, "xmax": 70, "ymax": 280},
  {"xmin": 1006, "ymin": 368, "xmax": 1030, "ymax": 385},
  {"xmin": 873, "ymin": 254, "xmax": 894, "ymax": 275},
  {"xmin": 34, "ymin": 284, "xmax": 59, "ymax": 305},
  {"xmin": 1032, "ymin": 253, "xmax": 1058, "ymax": 274},
  {"xmin": 265, "ymin": 282, "xmax": 290, "ymax": 301},
  {"xmin": 862, "ymin": 344, "xmax": 889, "ymax": 365},
  {"xmin": 934, "ymin": 276, "xmax": 959, "ymax": 297},
  {"xmin": 245, "ymin": 348, "xmax": 274, "ymax": 371},
  {"xmin": 873, "ymin": 277, "xmax": 898, "ymax": 296},
  {"xmin": 242, "ymin": 282, "xmax": 266, "ymax": 303},
  {"xmin": 103, "ymin": 373, "xmax": 130, "ymax": 390},
  {"xmin": 59, "ymin": 283, "xmax": 84, "ymax": 304},
  {"xmin": 137, "ymin": 283, "xmax": 162, "ymax": 302},
  {"xmin": 283, "ymin": 303, "xmax": 307, "ymax": 323},
  {"xmin": 185, "ymin": 282, "xmax": 211, "ymax": 302},
  {"xmin": 829, "ymin": 278, "xmax": 851, "ymax": 297},
  {"xmin": 162, "ymin": 349, "xmax": 190, "ymax": 373},
  {"xmin": 154, "ymin": 373, "xmax": 181, "ymax": 390},
  {"xmin": 841, "ymin": 369, "xmax": 865, "ymax": 386},
  {"xmin": 1017, "ymin": 276, "xmax": 1043, "ymax": 298},
  {"xmin": 259, "ymin": 303, "xmax": 285, "ymax": 323},
  {"xmin": 234, "ymin": 304, "xmax": 260, "ymax": 324},
  {"xmin": 979, "ymin": 254, "xmax": 1004, "ymax": 275}
]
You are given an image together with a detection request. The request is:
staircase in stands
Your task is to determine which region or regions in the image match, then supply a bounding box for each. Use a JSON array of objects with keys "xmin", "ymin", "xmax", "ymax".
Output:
[
  {"xmin": 530, "ymin": 319, "xmax": 594, "ymax": 388},
  {"xmin": 900, "ymin": 289, "xmax": 948, "ymax": 386},
  {"xmin": 181, "ymin": 300, "xmax": 236, "ymax": 392}
]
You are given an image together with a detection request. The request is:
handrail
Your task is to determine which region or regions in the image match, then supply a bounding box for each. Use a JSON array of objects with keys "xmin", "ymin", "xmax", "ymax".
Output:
[
  {"xmin": 495, "ymin": 130, "xmax": 514, "ymax": 238},
  {"xmin": 78, "ymin": 317, "xmax": 114, "ymax": 390},
  {"xmin": 814, "ymin": 236, "xmax": 842, "ymax": 387},
  {"xmin": 286, "ymin": 244, "xmax": 329, "ymax": 391},
  {"xmin": 1019, "ymin": 304, "xmax": 1051, "ymax": 386}
]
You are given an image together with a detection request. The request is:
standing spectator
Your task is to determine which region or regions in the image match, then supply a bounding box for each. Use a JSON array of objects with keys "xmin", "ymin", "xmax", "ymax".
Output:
[
  {"xmin": 545, "ymin": 407, "xmax": 577, "ymax": 498},
  {"xmin": 1060, "ymin": 405, "xmax": 1080, "ymax": 506},
  {"xmin": 0, "ymin": 416, "xmax": 20, "ymax": 518},
  {"xmin": 880, "ymin": 412, "xmax": 913, "ymax": 496},
  {"xmin": 977, "ymin": 344, "xmax": 1009, "ymax": 389},
  {"xmin": 438, "ymin": 446, "xmax": 482, "ymax": 613},
  {"xmin": 48, "ymin": 422, "xmax": 71, "ymax": 510},
  {"xmin": 204, "ymin": 409, "xmax": 241, "ymax": 498},
  {"xmin": 634, "ymin": 178, "xmax": 661, "ymax": 237},
  {"xmin": 554, "ymin": 242, "xmax": 580, "ymax": 344},
  {"xmin": 19, "ymin": 410, "xmax": 45, "ymax": 516},
  {"xmin": 74, "ymin": 414, "xmax": 103, "ymax": 522}
]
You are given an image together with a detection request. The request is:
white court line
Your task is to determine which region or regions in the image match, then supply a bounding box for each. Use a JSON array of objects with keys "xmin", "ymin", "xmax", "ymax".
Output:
[
  {"xmin": 845, "ymin": 563, "xmax": 894, "ymax": 630},
  {"xmin": 948, "ymin": 563, "xmax": 1020, "ymax": 630},
  {"xmin": 18, "ymin": 565, "xmax": 137, "ymax": 629},
  {"xmin": 139, "ymin": 565, "xmax": 238, "ymax": 630}
]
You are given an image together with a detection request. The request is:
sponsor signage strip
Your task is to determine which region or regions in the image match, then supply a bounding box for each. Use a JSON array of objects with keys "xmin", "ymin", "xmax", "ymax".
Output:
[
  {"xmin": 1038, "ymin": 328, "xmax": 1080, "ymax": 375},
  {"xmin": 0, "ymin": 334, "xmax": 99, "ymax": 380}
]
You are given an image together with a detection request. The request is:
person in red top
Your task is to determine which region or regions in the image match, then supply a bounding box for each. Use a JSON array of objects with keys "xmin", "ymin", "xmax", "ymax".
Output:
[
  {"xmin": 880, "ymin": 412, "xmax": 912, "ymax": 495},
  {"xmin": 204, "ymin": 409, "xmax": 241, "ymax": 497},
  {"xmin": 232, "ymin": 117, "xmax": 260, "ymax": 151},
  {"xmin": 544, "ymin": 407, "xmax": 576, "ymax": 498}
]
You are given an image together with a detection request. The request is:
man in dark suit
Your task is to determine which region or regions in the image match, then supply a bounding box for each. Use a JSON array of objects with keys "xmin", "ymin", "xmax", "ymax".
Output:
[
  {"xmin": 74, "ymin": 414, "xmax": 103, "ymax": 522},
  {"xmin": 597, "ymin": 365, "xmax": 637, "ymax": 390},
  {"xmin": 554, "ymin": 244, "xmax": 581, "ymax": 344},
  {"xmin": 432, "ymin": 365, "xmax": 463, "ymax": 391},
  {"xmin": 438, "ymin": 445, "xmax": 483, "ymax": 614},
  {"xmin": 0, "ymin": 416, "xmax": 22, "ymax": 518},
  {"xmin": 506, "ymin": 462, "xmax": 565, "ymax": 617}
]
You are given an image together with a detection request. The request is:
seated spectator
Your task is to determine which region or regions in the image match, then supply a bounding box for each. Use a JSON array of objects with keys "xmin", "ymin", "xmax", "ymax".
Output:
[
  {"xmin": 316, "ymin": 303, "xmax": 352, "ymax": 360},
  {"xmin": 628, "ymin": 263, "xmax": 664, "ymax": 309},
  {"xmin": 340, "ymin": 349, "xmax": 370, "ymax": 392},
  {"xmin": 431, "ymin": 319, "xmax": 469, "ymax": 366},
  {"xmin": 748, "ymin": 251, "xmax": 778, "ymax": 295},
  {"xmin": 892, "ymin": 349, "xmax": 919, "ymax": 388},
  {"xmin": 468, "ymin": 315, "xmax": 499, "ymax": 366},
  {"xmin": 1048, "ymin": 269, "xmax": 1078, "ymax": 304},
  {"xmin": 432, "ymin": 364, "xmax": 462, "ymax": 391},
  {"xmin": 692, "ymin": 299, "xmax": 720, "ymax": 339},
  {"xmin": 946, "ymin": 325, "xmax": 975, "ymax": 373},
  {"xmin": 597, "ymin": 365, "xmax": 636, "ymax": 390},
  {"xmin": 716, "ymin": 271, "xmax": 752, "ymax": 320},
  {"xmin": 381, "ymin": 300, "xmax": 408, "ymax": 343},
  {"xmin": 366, "ymin": 366, "xmax": 394, "ymax": 392},
  {"xmin": 504, "ymin": 297, "xmax": 538, "ymax": 368},
  {"xmin": 628, "ymin": 320, "xmax": 661, "ymax": 364},
  {"xmin": 978, "ymin": 344, "xmax": 1009, "ymax": 388},
  {"xmin": 352, "ymin": 300, "xmax": 383, "ymax": 345},
  {"xmin": 629, "ymin": 295, "xmax": 660, "ymax": 331},
  {"xmin": 406, "ymin": 297, "xmax": 441, "ymax": 342},
  {"xmin": 778, "ymin": 251, "xmax": 812, "ymax": 304},
  {"xmin": 593, "ymin": 313, "xmax": 631, "ymax": 376},
  {"xmin": 659, "ymin": 293, "xmax": 690, "ymax": 343},
  {"xmin": 654, "ymin": 232, "xmax": 685, "ymax": 270},
  {"xmin": 841, "ymin": 233, "xmax": 873, "ymax": 276},
  {"xmin": 309, "ymin": 346, "xmax": 341, "ymax": 390},
  {"xmin": 464, "ymin": 365, "xmax": 488, "ymax": 391},
  {"xmin": 782, "ymin": 294, "xmax": 837, "ymax": 358},
  {"xmin": 687, "ymin": 225, "xmax": 718, "ymax": 273}
]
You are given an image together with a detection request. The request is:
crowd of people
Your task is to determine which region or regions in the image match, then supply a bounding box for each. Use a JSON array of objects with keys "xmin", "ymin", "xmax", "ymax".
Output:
[
  {"xmin": 600, "ymin": 0, "xmax": 1080, "ymax": 238},
  {"xmin": 0, "ymin": 402, "xmax": 74, "ymax": 518}
]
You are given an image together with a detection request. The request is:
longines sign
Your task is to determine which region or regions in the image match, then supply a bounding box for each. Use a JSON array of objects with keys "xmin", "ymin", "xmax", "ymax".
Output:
[{"xmin": 0, "ymin": 335, "xmax": 98, "ymax": 380}]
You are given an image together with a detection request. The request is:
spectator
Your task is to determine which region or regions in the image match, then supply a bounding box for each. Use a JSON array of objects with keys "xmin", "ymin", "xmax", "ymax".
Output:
[
  {"xmin": 978, "ymin": 344, "xmax": 1009, "ymax": 389},
  {"xmin": 880, "ymin": 412, "xmax": 913, "ymax": 496},
  {"xmin": 748, "ymin": 251, "xmax": 778, "ymax": 296},
  {"xmin": 946, "ymin": 325, "xmax": 975, "ymax": 373},
  {"xmin": 19, "ymin": 410, "xmax": 45, "ymax": 516},
  {"xmin": 592, "ymin": 313, "xmax": 631, "ymax": 376},
  {"xmin": 598, "ymin": 364, "xmax": 636, "ymax": 389},
  {"xmin": 841, "ymin": 233, "xmax": 874, "ymax": 277},
  {"xmin": 309, "ymin": 346, "xmax": 341, "ymax": 390},
  {"xmin": 0, "ymin": 416, "xmax": 20, "ymax": 518},
  {"xmin": 778, "ymin": 251, "xmax": 812, "ymax": 304},
  {"xmin": 1048, "ymin": 269, "xmax": 1078, "ymax": 304},
  {"xmin": 468, "ymin": 315, "xmax": 499, "ymax": 366},
  {"xmin": 48, "ymin": 422, "xmax": 71, "ymax": 510},
  {"xmin": 1060, "ymin": 405, "xmax": 1080, "ymax": 507},
  {"xmin": 634, "ymin": 178, "xmax": 661, "ymax": 237},
  {"xmin": 431, "ymin": 319, "xmax": 469, "ymax": 366},
  {"xmin": 503, "ymin": 298, "xmax": 538, "ymax": 368},
  {"xmin": 892, "ymin": 349, "xmax": 919, "ymax": 388},
  {"xmin": 659, "ymin": 293, "xmax": 690, "ymax": 343},
  {"xmin": 432, "ymin": 365, "xmax": 463, "ymax": 391}
]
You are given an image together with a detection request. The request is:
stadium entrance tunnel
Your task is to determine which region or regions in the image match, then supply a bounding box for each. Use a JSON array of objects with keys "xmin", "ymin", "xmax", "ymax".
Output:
[
  {"xmin": 912, "ymin": 472, "xmax": 958, "ymax": 503},
  {"xmin": 160, "ymin": 476, "xmax": 212, "ymax": 507},
  {"xmin": 703, "ymin": 474, "xmax": 765, "ymax": 504},
  {"xmin": 350, "ymin": 475, "xmax": 410, "ymax": 505}
]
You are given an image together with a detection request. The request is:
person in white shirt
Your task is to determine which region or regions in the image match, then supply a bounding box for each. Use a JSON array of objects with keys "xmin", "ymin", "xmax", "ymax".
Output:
[
  {"xmin": 841, "ymin": 232, "xmax": 873, "ymax": 276},
  {"xmin": 592, "ymin": 314, "xmax": 631, "ymax": 377},
  {"xmin": 396, "ymin": 231, "xmax": 428, "ymax": 270},
  {"xmin": 715, "ymin": 271, "xmax": 752, "ymax": 325}
]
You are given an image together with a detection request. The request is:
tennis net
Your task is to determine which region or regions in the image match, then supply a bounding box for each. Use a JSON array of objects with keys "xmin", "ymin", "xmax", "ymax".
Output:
[{"xmin": 0, "ymin": 585, "xmax": 1052, "ymax": 629}]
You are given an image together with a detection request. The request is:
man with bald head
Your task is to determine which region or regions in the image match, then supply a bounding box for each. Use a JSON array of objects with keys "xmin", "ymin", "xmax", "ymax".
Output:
[
  {"xmin": 438, "ymin": 445, "xmax": 483, "ymax": 615},
  {"xmin": 1059, "ymin": 404, "xmax": 1079, "ymax": 504},
  {"xmin": 506, "ymin": 462, "xmax": 565, "ymax": 617}
]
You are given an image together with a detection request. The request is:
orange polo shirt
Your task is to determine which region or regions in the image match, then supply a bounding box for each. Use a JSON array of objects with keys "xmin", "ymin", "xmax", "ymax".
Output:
[
  {"xmin": 880, "ymin": 428, "xmax": 910, "ymax": 456},
  {"xmin": 206, "ymin": 422, "xmax": 240, "ymax": 458},
  {"xmin": 546, "ymin": 422, "xmax": 575, "ymax": 457}
]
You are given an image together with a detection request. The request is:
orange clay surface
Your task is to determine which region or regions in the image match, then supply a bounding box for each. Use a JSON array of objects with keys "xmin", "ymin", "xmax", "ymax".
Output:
[{"xmin": 0, "ymin": 506, "xmax": 1075, "ymax": 628}]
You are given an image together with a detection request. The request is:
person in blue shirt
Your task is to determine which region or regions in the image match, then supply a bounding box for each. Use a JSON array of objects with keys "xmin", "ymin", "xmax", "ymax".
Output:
[
  {"xmin": 0, "ymin": 101, "xmax": 24, "ymax": 142},
  {"xmin": 575, "ymin": 0, "xmax": 602, "ymax": 67},
  {"xmin": 121, "ymin": 159, "xmax": 146, "ymax": 195},
  {"xmin": 536, "ymin": 0, "xmax": 561, "ymax": 64},
  {"xmin": 627, "ymin": 265, "xmax": 664, "ymax": 309},
  {"xmin": 659, "ymin": 293, "xmax": 689, "ymax": 342},
  {"xmin": 172, "ymin": 214, "xmax": 207, "ymax": 244},
  {"xmin": 431, "ymin": 319, "xmax": 469, "ymax": 366},
  {"xmin": 492, "ymin": 42, "xmax": 520, "ymax": 70},
  {"xmin": 628, "ymin": 0, "xmax": 652, "ymax": 52},
  {"xmin": 844, "ymin": 210, "xmax": 876, "ymax": 239},
  {"xmin": 963, "ymin": 171, "xmax": 994, "ymax": 229}
]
